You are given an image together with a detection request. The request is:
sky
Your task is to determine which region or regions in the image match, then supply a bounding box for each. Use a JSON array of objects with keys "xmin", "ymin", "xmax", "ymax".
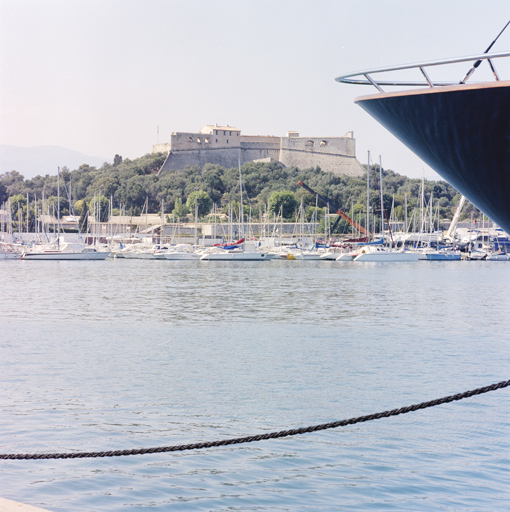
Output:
[{"xmin": 1, "ymin": 0, "xmax": 510, "ymax": 180}]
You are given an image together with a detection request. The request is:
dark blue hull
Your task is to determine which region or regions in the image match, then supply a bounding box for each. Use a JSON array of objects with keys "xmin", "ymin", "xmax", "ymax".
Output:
[{"xmin": 355, "ymin": 81, "xmax": 510, "ymax": 233}]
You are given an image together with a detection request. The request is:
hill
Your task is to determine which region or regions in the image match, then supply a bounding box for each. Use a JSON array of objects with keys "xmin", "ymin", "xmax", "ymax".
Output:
[
  {"xmin": 0, "ymin": 153, "xmax": 479, "ymax": 228},
  {"xmin": 0, "ymin": 145, "xmax": 109, "ymax": 179}
]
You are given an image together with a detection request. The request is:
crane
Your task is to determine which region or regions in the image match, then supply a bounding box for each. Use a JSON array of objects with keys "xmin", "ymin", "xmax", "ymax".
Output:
[{"xmin": 296, "ymin": 180, "xmax": 369, "ymax": 236}]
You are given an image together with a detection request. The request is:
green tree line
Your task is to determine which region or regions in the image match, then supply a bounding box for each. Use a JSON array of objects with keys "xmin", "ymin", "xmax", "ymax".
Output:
[{"xmin": 0, "ymin": 152, "xmax": 482, "ymax": 232}]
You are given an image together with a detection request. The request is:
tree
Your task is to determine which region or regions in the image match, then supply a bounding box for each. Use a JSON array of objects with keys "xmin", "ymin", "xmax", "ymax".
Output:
[
  {"xmin": 7, "ymin": 194, "xmax": 27, "ymax": 216},
  {"xmin": 95, "ymin": 176, "xmax": 120, "ymax": 199},
  {"xmin": 45, "ymin": 196, "xmax": 70, "ymax": 217},
  {"xmin": 73, "ymin": 199, "xmax": 87, "ymax": 216},
  {"xmin": 79, "ymin": 200, "xmax": 89, "ymax": 233},
  {"xmin": 119, "ymin": 176, "xmax": 149, "ymax": 210},
  {"xmin": 0, "ymin": 154, "xmax": 466, "ymax": 224},
  {"xmin": 186, "ymin": 190, "xmax": 212, "ymax": 218},
  {"xmin": 0, "ymin": 181, "xmax": 7, "ymax": 204},
  {"xmin": 89, "ymin": 196, "xmax": 109, "ymax": 222},
  {"xmin": 268, "ymin": 190, "xmax": 298, "ymax": 219},
  {"xmin": 1, "ymin": 170, "xmax": 25, "ymax": 196},
  {"xmin": 172, "ymin": 197, "xmax": 188, "ymax": 218}
]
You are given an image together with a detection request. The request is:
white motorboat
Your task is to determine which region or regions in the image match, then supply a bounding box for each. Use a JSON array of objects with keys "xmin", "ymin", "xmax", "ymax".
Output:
[
  {"xmin": 200, "ymin": 242, "xmax": 271, "ymax": 261},
  {"xmin": 160, "ymin": 244, "xmax": 201, "ymax": 260},
  {"xmin": 21, "ymin": 243, "xmax": 110, "ymax": 260},
  {"xmin": 353, "ymin": 246, "xmax": 419, "ymax": 262}
]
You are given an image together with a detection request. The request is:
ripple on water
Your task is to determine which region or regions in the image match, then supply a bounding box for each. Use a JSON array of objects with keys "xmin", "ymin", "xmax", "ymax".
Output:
[{"xmin": 1, "ymin": 260, "xmax": 510, "ymax": 510}]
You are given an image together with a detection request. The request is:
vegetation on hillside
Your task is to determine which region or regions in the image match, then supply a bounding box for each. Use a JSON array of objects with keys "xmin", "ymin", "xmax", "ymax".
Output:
[{"xmin": 0, "ymin": 152, "xmax": 483, "ymax": 233}]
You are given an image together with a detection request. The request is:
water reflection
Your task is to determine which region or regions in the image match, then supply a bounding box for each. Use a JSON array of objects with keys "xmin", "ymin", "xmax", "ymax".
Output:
[{"xmin": 4, "ymin": 259, "xmax": 510, "ymax": 328}]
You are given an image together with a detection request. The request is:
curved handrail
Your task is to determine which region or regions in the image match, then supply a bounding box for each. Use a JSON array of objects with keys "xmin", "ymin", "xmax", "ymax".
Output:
[{"xmin": 335, "ymin": 51, "xmax": 510, "ymax": 92}]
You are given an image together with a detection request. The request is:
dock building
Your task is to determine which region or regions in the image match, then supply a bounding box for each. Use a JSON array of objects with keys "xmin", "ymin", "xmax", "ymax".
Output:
[{"xmin": 153, "ymin": 125, "xmax": 365, "ymax": 177}]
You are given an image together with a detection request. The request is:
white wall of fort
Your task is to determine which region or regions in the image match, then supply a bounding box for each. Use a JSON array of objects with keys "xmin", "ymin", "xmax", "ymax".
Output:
[
  {"xmin": 155, "ymin": 127, "xmax": 364, "ymax": 177},
  {"xmin": 279, "ymin": 132, "xmax": 364, "ymax": 176}
]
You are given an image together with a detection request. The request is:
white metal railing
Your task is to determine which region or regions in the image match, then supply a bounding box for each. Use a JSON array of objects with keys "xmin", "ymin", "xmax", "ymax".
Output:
[{"xmin": 335, "ymin": 51, "xmax": 510, "ymax": 92}]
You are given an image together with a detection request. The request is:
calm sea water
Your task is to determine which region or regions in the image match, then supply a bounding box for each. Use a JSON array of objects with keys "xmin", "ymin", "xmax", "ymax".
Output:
[{"xmin": 1, "ymin": 259, "xmax": 509, "ymax": 511}]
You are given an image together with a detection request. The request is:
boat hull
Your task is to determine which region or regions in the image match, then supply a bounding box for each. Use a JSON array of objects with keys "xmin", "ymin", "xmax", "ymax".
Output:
[
  {"xmin": 22, "ymin": 251, "xmax": 110, "ymax": 260},
  {"xmin": 336, "ymin": 253, "xmax": 356, "ymax": 261},
  {"xmin": 0, "ymin": 252, "xmax": 21, "ymax": 260},
  {"xmin": 354, "ymin": 251, "xmax": 419, "ymax": 262},
  {"xmin": 423, "ymin": 252, "xmax": 462, "ymax": 261},
  {"xmin": 164, "ymin": 252, "xmax": 201, "ymax": 260},
  {"xmin": 200, "ymin": 252, "xmax": 271, "ymax": 261},
  {"xmin": 355, "ymin": 81, "xmax": 510, "ymax": 234},
  {"xmin": 486, "ymin": 252, "xmax": 510, "ymax": 261}
]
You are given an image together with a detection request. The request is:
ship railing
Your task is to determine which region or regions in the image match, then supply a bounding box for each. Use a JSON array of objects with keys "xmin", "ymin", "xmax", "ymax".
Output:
[{"xmin": 335, "ymin": 51, "xmax": 510, "ymax": 93}]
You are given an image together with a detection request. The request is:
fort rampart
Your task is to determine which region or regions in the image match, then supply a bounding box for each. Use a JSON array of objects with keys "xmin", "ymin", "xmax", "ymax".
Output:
[{"xmin": 155, "ymin": 126, "xmax": 365, "ymax": 178}]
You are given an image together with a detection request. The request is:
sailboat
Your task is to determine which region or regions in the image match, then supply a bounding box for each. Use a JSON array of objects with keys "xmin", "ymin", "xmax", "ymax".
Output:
[
  {"xmin": 201, "ymin": 159, "xmax": 271, "ymax": 261},
  {"xmin": 200, "ymin": 240, "xmax": 271, "ymax": 261},
  {"xmin": 22, "ymin": 168, "xmax": 110, "ymax": 260},
  {"xmin": 353, "ymin": 245, "xmax": 419, "ymax": 262},
  {"xmin": 22, "ymin": 242, "xmax": 111, "ymax": 260},
  {"xmin": 353, "ymin": 156, "xmax": 418, "ymax": 262}
]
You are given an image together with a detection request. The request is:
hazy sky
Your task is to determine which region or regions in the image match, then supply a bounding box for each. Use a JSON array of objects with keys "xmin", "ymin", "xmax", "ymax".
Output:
[{"xmin": 1, "ymin": 0, "xmax": 510, "ymax": 179}]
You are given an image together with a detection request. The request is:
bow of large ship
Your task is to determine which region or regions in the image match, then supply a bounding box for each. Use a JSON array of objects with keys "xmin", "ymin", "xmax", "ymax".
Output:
[{"xmin": 336, "ymin": 52, "xmax": 510, "ymax": 234}]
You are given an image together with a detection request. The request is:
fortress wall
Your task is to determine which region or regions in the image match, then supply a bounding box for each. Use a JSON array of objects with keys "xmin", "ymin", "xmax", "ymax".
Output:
[
  {"xmin": 280, "ymin": 136, "xmax": 356, "ymax": 156},
  {"xmin": 241, "ymin": 148, "xmax": 281, "ymax": 163},
  {"xmin": 240, "ymin": 141, "xmax": 280, "ymax": 163},
  {"xmin": 152, "ymin": 142, "xmax": 171, "ymax": 154},
  {"xmin": 158, "ymin": 148, "xmax": 243, "ymax": 174},
  {"xmin": 279, "ymin": 150, "xmax": 365, "ymax": 177},
  {"xmin": 156, "ymin": 129, "xmax": 365, "ymax": 177},
  {"xmin": 240, "ymin": 135, "xmax": 281, "ymax": 144},
  {"xmin": 171, "ymin": 132, "xmax": 241, "ymax": 151}
]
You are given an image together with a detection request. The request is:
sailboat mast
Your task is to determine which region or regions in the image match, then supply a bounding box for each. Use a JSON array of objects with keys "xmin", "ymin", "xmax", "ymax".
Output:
[
  {"xmin": 379, "ymin": 156, "xmax": 384, "ymax": 235},
  {"xmin": 57, "ymin": 167, "xmax": 60, "ymax": 248},
  {"xmin": 194, "ymin": 189, "xmax": 198, "ymax": 247},
  {"xmin": 404, "ymin": 193, "xmax": 408, "ymax": 233},
  {"xmin": 238, "ymin": 156, "xmax": 244, "ymax": 235},
  {"xmin": 367, "ymin": 151, "xmax": 370, "ymax": 236}
]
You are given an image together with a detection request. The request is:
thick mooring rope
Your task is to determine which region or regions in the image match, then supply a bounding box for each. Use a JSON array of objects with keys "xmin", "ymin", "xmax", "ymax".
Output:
[{"xmin": 1, "ymin": 379, "xmax": 509, "ymax": 460}]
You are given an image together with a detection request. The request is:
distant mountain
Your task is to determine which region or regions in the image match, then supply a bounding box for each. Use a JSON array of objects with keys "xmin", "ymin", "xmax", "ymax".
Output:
[{"xmin": 0, "ymin": 145, "xmax": 110, "ymax": 179}]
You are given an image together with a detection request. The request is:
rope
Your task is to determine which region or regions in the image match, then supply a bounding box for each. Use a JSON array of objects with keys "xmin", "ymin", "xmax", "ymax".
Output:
[{"xmin": 1, "ymin": 379, "xmax": 509, "ymax": 460}]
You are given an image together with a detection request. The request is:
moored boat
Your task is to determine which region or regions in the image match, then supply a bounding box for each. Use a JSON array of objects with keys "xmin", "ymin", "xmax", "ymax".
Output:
[
  {"xmin": 21, "ymin": 242, "xmax": 110, "ymax": 260},
  {"xmin": 0, "ymin": 242, "xmax": 23, "ymax": 259},
  {"xmin": 353, "ymin": 246, "xmax": 419, "ymax": 262},
  {"xmin": 486, "ymin": 250, "xmax": 510, "ymax": 261},
  {"xmin": 420, "ymin": 250, "xmax": 462, "ymax": 261},
  {"xmin": 200, "ymin": 241, "xmax": 271, "ymax": 261},
  {"xmin": 336, "ymin": 51, "xmax": 510, "ymax": 235},
  {"xmin": 161, "ymin": 244, "xmax": 201, "ymax": 260}
]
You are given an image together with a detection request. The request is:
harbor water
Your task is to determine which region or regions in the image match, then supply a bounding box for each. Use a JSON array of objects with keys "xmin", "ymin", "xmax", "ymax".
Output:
[{"xmin": 1, "ymin": 259, "xmax": 509, "ymax": 511}]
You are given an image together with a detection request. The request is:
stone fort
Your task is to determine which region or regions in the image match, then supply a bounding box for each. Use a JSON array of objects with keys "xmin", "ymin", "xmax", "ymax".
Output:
[{"xmin": 153, "ymin": 125, "xmax": 365, "ymax": 177}]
